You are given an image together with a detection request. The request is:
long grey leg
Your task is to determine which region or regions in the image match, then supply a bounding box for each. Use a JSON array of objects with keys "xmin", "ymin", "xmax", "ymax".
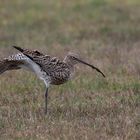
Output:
[{"xmin": 45, "ymin": 88, "xmax": 48, "ymax": 114}]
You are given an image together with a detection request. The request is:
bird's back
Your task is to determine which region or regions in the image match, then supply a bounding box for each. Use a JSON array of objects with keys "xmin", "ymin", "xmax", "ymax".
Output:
[{"xmin": 43, "ymin": 57, "xmax": 71, "ymax": 85}]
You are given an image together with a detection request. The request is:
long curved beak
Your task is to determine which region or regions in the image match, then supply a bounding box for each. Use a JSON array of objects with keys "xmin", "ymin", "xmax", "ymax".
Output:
[{"xmin": 74, "ymin": 57, "xmax": 105, "ymax": 77}]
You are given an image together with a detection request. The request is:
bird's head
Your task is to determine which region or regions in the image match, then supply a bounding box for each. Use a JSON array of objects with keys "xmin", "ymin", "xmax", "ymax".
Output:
[{"xmin": 65, "ymin": 52, "xmax": 81, "ymax": 65}]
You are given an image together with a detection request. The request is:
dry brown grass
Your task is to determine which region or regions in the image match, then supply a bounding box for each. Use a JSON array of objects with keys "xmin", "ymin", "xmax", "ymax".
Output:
[{"xmin": 0, "ymin": 0, "xmax": 140, "ymax": 139}]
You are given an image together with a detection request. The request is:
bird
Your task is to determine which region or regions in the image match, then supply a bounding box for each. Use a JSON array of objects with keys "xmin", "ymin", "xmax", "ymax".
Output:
[{"xmin": 0, "ymin": 46, "xmax": 105, "ymax": 114}]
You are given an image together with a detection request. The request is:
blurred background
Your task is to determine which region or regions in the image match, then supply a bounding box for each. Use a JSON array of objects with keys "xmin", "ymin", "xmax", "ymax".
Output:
[{"xmin": 0, "ymin": 0, "xmax": 140, "ymax": 139}]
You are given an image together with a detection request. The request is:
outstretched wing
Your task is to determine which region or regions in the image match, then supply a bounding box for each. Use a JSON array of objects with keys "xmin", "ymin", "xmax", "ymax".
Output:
[
  {"xmin": 0, "ymin": 53, "xmax": 26, "ymax": 74},
  {"xmin": 0, "ymin": 46, "xmax": 47, "ymax": 74}
]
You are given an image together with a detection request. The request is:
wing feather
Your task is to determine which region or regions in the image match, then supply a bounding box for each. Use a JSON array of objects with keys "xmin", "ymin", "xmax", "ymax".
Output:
[{"xmin": 0, "ymin": 53, "xmax": 25, "ymax": 74}]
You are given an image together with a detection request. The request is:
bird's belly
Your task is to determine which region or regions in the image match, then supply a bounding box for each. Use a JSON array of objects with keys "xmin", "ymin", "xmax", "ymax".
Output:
[
  {"xmin": 50, "ymin": 74, "xmax": 70, "ymax": 85},
  {"xmin": 51, "ymin": 79, "xmax": 68, "ymax": 85},
  {"xmin": 30, "ymin": 63, "xmax": 51, "ymax": 87},
  {"xmin": 22, "ymin": 58, "xmax": 46, "ymax": 80}
]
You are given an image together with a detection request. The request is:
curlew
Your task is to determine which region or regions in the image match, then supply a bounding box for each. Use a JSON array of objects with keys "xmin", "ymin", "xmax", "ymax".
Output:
[{"xmin": 0, "ymin": 46, "xmax": 105, "ymax": 114}]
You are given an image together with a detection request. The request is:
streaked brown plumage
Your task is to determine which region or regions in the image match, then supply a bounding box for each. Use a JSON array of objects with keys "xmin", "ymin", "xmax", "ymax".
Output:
[{"xmin": 0, "ymin": 46, "xmax": 105, "ymax": 114}]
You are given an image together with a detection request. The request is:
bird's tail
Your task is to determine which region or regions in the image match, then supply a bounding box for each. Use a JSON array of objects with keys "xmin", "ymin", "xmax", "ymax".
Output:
[
  {"xmin": 12, "ymin": 46, "xmax": 34, "ymax": 61},
  {"xmin": 12, "ymin": 46, "xmax": 24, "ymax": 52}
]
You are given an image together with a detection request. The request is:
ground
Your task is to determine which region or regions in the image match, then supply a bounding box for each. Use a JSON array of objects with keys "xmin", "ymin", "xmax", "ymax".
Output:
[{"xmin": 0, "ymin": 0, "xmax": 140, "ymax": 139}]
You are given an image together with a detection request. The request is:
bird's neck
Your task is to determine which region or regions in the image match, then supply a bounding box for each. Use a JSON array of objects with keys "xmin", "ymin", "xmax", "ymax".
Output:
[
  {"xmin": 66, "ymin": 61, "xmax": 75, "ymax": 78},
  {"xmin": 63, "ymin": 56, "xmax": 76, "ymax": 78},
  {"xmin": 63, "ymin": 57, "xmax": 74, "ymax": 70}
]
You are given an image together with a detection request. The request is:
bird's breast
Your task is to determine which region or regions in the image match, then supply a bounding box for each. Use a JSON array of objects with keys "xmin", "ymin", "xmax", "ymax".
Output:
[{"xmin": 49, "ymin": 68, "xmax": 71, "ymax": 85}]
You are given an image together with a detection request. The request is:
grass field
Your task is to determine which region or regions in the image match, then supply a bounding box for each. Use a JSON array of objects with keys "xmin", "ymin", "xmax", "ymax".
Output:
[{"xmin": 0, "ymin": 0, "xmax": 140, "ymax": 139}]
